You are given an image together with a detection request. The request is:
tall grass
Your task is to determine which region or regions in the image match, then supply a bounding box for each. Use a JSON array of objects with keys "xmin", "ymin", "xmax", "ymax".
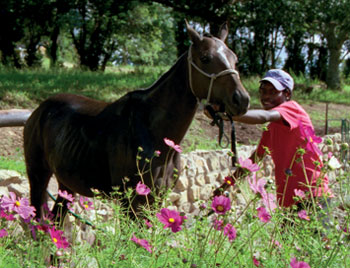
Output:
[{"xmin": 0, "ymin": 141, "xmax": 349, "ymax": 267}]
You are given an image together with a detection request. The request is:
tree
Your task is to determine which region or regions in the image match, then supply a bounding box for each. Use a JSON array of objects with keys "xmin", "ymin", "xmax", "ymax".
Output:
[
  {"xmin": 67, "ymin": 0, "xmax": 137, "ymax": 71},
  {"xmin": 20, "ymin": 0, "xmax": 55, "ymax": 67},
  {"xmin": 305, "ymin": 0, "xmax": 350, "ymax": 89},
  {"xmin": 146, "ymin": 0, "xmax": 233, "ymax": 56},
  {"xmin": 281, "ymin": 1, "xmax": 308, "ymax": 75},
  {"xmin": 227, "ymin": 0, "xmax": 289, "ymax": 75},
  {"xmin": 0, "ymin": 0, "xmax": 25, "ymax": 68},
  {"xmin": 110, "ymin": 2, "xmax": 176, "ymax": 66}
]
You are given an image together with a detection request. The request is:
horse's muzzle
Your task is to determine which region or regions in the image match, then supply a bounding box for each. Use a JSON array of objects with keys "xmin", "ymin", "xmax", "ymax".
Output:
[{"xmin": 226, "ymin": 90, "xmax": 250, "ymax": 117}]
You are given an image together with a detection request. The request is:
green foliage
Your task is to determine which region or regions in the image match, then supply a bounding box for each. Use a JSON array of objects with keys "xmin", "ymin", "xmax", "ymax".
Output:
[
  {"xmin": 113, "ymin": 2, "xmax": 176, "ymax": 66},
  {"xmin": 0, "ymin": 247, "xmax": 22, "ymax": 268},
  {"xmin": 0, "ymin": 157, "xmax": 26, "ymax": 175}
]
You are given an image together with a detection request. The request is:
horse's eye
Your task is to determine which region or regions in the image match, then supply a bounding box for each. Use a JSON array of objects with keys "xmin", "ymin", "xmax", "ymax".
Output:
[{"xmin": 200, "ymin": 55, "xmax": 211, "ymax": 64}]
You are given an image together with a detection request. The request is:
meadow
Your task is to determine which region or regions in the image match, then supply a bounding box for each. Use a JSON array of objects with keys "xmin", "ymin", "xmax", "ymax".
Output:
[{"xmin": 0, "ymin": 67, "xmax": 350, "ymax": 267}]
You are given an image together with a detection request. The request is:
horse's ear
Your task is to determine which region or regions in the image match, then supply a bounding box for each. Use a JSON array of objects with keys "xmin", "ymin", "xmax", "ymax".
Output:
[
  {"xmin": 218, "ymin": 22, "xmax": 229, "ymax": 42},
  {"xmin": 185, "ymin": 19, "xmax": 201, "ymax": 46}
]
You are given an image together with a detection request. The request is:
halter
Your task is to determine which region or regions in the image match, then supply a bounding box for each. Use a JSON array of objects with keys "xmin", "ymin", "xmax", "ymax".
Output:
[{"xmin": 187, "ymin": 44, "xmax": 239, "ymax": 103}]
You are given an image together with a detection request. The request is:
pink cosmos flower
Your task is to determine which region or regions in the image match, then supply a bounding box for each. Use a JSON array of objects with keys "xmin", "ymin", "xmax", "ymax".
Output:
[
  {"xmin": 49, "ymin": 227, "xmax": 69, "ymax": 249},
  {"xmin": 297, "ymin": 210, "xmax": 310, "ymax": 221},
  {"xmin": 0, "ymin": 229, "xmax": 8, "ymax": 238},
  {"xmin": 327, "ymin": 152, "xmax": 333, "ymax": 159},
  {"xmin": 248, "ymin": 173, "xmax": 267, "ymax": 197},
  {"xmin": 154, "ymin": 150, "xmax": 161, "ymax": 157},
  {"xmin": 131, "ymin": 234, "xmax": 153, "ymax": 253},
  {"xmin": 261, "ymin": 192, "xmax": 277, "ymax": 211},
  {"xmin": 294, "ymin": 189, "xmax": 306, "ymax": 199},
  {"xmin": 341, "ymin": 223, "xmax": 349, "ymax": 234},
  {"xmin": 136, "ymin": 181, "xmax": 151, "ymax": 196},
  {"xmin": 79, "ymin": 196, "xmax": 94, "ymax": 211},
  {"xmin": 0, "ymin": 208, "xmax": 15, "ymax": 221},
  {"xmin": 36, "ymin": 222, "xmax": 51, "ymax": 234},
  {"xmin": 257, "ymin": 206, "xmax": 271, "ymax": 223},
  {"xmin": 164, "ymin": 138, "xmax": 182, "ymax": 153},
  {"xmin": 67, "ymin": 202, "xmax": 75, "ymax": 212},
  {"xmin": 200, "ymin": 203, "xmax": 207, "ymax": 210},
  {"xmin": 224, "ymin": 176, "xmax": 235, "ymax": 187},
  {"xmin": 272, "ymin": 239, "xmax": 282, "ymax": 249},
  {"xmin": 1, "ymin": 192, "xmax": 36, "ymax": 219},
  {"xmin": 144, "ymin": 219, "xmax": 153, "ymax": 229},
  {"xmin": 58, "ymin": 190, "xmax": 74, "ymax": 203},
  {"xmin": 212, "ymin": 195, "xmax": 231, "ymax": 215},
  {"xmin": 223, "ymin": 223, "xmax": 237, "ymax": 242},
  {"xmin": 238, "ymin": 157, "xmax": 260, "ymax": 173},
  {"xmin": 299, "ymin": 121, "xmax": 322, "ymax": 156},
  {"xmin": 213, "ymin": 218, "xmax": 224, "ymax": 231},
  {"xmin": 253, "ymin": 256, "xmax": 261, "ymax": 267},
  {"xmin": 156, "ymin": 208, "xmax": 187, "ymax": 233},
  {"xmin": 290, "ymin": 257, "xmax": 310, "ymax": 268}
]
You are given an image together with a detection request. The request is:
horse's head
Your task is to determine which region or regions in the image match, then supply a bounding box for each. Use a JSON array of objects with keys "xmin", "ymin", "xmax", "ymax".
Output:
[{"xmin": 186, "ymin": 21, "xmax": 250, "ymax": 117}]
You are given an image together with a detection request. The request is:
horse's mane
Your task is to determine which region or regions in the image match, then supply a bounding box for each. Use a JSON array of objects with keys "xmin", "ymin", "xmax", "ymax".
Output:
[
  {"xmin": 203, "ymin": 33, "xmax": 213, "ymax": 38},
  {"xmin": 142, "ymin": 52, "xmax": 188, "ymax": 92}
]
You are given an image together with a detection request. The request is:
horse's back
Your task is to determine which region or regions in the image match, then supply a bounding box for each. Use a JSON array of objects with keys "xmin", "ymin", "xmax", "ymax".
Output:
[{"xmin": 23, "ymin": 92, "xmax": 145, "ymax": 190}]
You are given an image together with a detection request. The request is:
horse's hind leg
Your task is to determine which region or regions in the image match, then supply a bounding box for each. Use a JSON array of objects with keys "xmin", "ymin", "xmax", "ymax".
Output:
[{"xmin": 26, "ymin": 164, "xmax": 52, "ymax": 220}]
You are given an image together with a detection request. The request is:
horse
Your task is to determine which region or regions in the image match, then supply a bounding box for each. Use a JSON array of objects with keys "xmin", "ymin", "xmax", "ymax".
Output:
[{"xmin": 23, "ymin": 21, "xmax": 250, "ymax": 222}]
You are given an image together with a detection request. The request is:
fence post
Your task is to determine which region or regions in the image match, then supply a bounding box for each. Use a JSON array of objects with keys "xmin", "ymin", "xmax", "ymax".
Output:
[{"xmin": 325, "ymin": 103, "xmax": 329, "ymax": 135}]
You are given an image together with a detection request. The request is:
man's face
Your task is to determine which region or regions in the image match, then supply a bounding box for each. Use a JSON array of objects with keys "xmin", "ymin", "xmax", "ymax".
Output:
[{"xmin": 259, "ymin": 81, "xmax": 289, "ymax": 110}]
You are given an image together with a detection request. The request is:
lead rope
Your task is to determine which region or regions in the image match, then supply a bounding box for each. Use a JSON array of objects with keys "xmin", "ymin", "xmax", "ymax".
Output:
[{"xmin": 229, "ymin": 117, "xmax": 237, "ymax": 167}]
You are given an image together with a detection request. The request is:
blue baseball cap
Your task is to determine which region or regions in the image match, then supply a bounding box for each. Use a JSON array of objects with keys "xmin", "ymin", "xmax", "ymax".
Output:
[{"xmin": 260, "ymin": 69, "xmax": 294, "ymax": 91}]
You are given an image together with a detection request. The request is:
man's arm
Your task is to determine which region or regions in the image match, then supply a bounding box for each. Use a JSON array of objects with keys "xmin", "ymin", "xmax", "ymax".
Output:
[{"xmin": 232, "ymin": 109, "xmax": 281, "ymax": 124}]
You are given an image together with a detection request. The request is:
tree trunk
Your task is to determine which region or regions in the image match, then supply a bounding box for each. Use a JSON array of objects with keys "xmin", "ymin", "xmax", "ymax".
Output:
[
  {"xmin": 48, "ymin": 26, "xmax": 60, "ymax": 68},
  {"xmin": 324, "ymin": 23, "xmax": 345, "ymax": 90},
  {"xmin": 25, "ymin": 36, "xmax": 41, "ymax": 67},
  {"xmin": 326, "ymin": 46, "xmax": 341, "ymax": 89}
]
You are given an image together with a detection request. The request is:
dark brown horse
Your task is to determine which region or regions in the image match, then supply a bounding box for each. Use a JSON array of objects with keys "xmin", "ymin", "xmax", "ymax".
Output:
[{"xmin": 24, "ymin": 22, "xmax": 250, "ymax": 221}]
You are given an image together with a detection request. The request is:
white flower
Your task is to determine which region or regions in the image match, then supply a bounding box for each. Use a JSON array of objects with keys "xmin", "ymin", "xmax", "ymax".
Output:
[{"xmin": 328, "ymin": 156, "xmax": 342, "ymax": 170}]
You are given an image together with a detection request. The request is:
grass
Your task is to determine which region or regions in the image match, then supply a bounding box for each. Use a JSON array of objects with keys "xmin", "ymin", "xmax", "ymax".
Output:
[
  {"xmin": 0, "ymin": 156, "xmax": 26, "ymax": 174},
  {"xmin": 0, "ymin": 66, "xmax": 168, "ymax": 109}
]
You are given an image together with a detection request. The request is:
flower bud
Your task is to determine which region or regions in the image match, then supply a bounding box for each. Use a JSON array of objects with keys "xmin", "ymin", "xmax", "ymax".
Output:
[
  {"xmin": 297, "ymin": 148, "xmax": 306, "ymax": 155},
  {"xmin": 325, "ymin": 138, "xmax": 333, "ymax": 145},
  {"xmin": 285, "ymin": 168, "xmax": 293, "ymax": 176},
  {"xmin": 341, "ymin": 143, "xmax": 349, "ymax": 151}
]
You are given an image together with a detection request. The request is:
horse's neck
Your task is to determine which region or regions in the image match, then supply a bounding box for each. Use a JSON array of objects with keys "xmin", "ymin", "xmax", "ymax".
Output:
[{"xmin": 145, "ymin": 53, "xmax": 198, "ymax": 144}]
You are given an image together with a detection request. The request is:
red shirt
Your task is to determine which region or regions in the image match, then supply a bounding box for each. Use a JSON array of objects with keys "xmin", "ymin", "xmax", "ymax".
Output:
[{"xmin": 256, "ymin": 101, "xmax": 331, "ymax": 207}]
